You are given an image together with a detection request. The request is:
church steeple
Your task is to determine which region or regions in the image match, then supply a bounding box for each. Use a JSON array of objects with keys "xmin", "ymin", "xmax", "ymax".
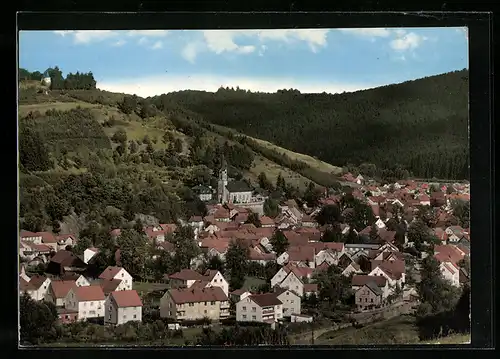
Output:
[{"xmin": 217, "ymin": 154, "xmax": 229, "ymax": 204}]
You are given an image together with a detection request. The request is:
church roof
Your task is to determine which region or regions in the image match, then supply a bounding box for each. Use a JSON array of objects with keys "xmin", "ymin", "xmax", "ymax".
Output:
[{"xmin": 226, "ymin": 181, "xmax": 252, "ymax": 193}]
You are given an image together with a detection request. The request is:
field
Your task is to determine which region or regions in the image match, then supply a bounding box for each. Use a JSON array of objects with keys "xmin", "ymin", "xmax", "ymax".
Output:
[
  {"xmin": 242, "ymin": 276, "xmax": 267, "ymax": 291},
  {"xmin": 18, "ymin": 101, "xmax": 98, "ymax": 117}
]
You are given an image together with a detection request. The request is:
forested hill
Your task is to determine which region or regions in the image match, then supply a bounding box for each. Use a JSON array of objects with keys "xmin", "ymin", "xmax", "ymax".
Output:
[{"xmin": 150, "ymin": 69, "xmax": 469, "ymax": 180}]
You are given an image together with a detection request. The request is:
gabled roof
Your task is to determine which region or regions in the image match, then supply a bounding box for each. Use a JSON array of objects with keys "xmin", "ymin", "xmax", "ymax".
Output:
[
  {"xmin": 49, "ymin": 250, "xmax": 86, "ymax": 266},
  {"xmin": 20, "ymin": 277, "xmax": 36, "ymax": 292},
  {"xmin": 50, "ymin": 280, "xmax": 78, "ymax": 299},
  {"xmin": 99, "ymin": 266, "xmax": 126, "ymax": 280},
  {"xmin": 110, "ymin": 290, "xmax": 143, "ymax": 307},
  {"xmin": 362, "ymin": 281, "xmax": 383, "ymax": 296},
  {"xmin": 100, "ymin": 279, "xmax": 123, "ymax": 294},
  {"xmin": 28, "ymin": 274, "xmax": 49, "ymax": 290},
  {"xmin": 226, "ymin": 180, "xmax": 253, "ymax": 193},
  {"xmin": 352, "ymin": 274, "xmax": 387, "ymax": 287},
  {"xmin": 169, "ymin": 269, "xmax": 205, "ymax": 281},
  {"xmin": 168, "ymin": 286, "xmax": 228, "ymax": 304},
  {"xmin": 72, "ymin": 285, "xmax": 105, "ymax": 301},
  {"xmin": 249, "ymin": 292, "xmax": 282, "ymax": 307}
]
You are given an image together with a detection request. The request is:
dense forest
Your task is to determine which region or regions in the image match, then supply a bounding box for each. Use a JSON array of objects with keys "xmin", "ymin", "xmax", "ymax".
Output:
[
  {"xmin": 150, "ymin": 70, "xmax": 469, "ymax": 180},
  {"xmin": 19, "ymin": 67, "xmax": 97, "ymax": 90}
]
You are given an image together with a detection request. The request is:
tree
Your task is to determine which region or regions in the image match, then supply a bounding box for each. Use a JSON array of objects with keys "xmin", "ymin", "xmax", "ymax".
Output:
[
  {"xmin": 174, "ymin": 138, "xmax": 183, "ymax": 153},
  {"xmin": 205, "ymin": 255, "xmax": 225, "ymax": 273},
  {"xmin": 19, "ymin": 125, "xmax": 52, "ymax": 172},
  {"xmin": 171, "ymin": 225, "xmax": 200, "ymax": 272},
  {"xmin": 117, "ymin": 229, "xmax": 150, "ymax": 280},
  {"xmin": 416, "ymin": 205, "xmax": 439, "ymax": 228},
  {"xmin": 112, "ymin": 129, "xmax": 128, "ymax": 144},
  {"xmin": 457, "ymin": 257, "xmax": 470, "ymax": 276},
  {"xmin": 417, "ymin": 256, "xmax": 461, "ymax": 315},
  {"xmin": 276, "ymin": 173, "xmax": 285, "ymax": 190},
  {"xmin": 269, "ymin": 230, "xmax": 289, "ymax": 255},
  {"xmin": 315, "ymin": 204, "xmax": 342, "ymax": 226},
  {"xmin": 245, "ymin": 212, "xmax": 261, "ymax": 227},
  {"xmin": 73, "ymin": 236, "xmax": 92, "ymax": 256},
  {"xmin": 407, "ymin": 219, "xmax": 432, "ymax": 251},
  {"xmin": 451, "ymin": 199, "xmax": 470, "ymax": 228},
  {"xmin": 369, "ymin": 225, "xmax": 380, "ymax": 243},
  {"xmin": 263, "ymin": 198, "xmax": 280, "ymax": 218},
  {"xmin": 257, "ymin": 172, "xmax": 273, "ymax": 191},
  {"xmin": 22, "ymin": 215, "xmax": 45, "ymax": 232},
  {"xmin": 225, "ymin": 241, "xmax": 249, "ymax": 290},
  {"xmin": 20, "ymin": 292, "xmax": 59, "ymax": 344},
  {"xmin": 313, "ymin": 265, "xmax": 353, "ymax": 306}
]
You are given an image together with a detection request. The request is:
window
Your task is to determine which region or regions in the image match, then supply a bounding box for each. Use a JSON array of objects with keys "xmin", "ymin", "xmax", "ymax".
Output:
[
  {"xmin": 252, "ymin": 307, "xmax": 256, "ymax": 312},
  {"xmin": 286, "ymin": 292, "xmax": 289, "ymax": 295},
  {"xmin": 169, "ymin": 311, "xmax": 172, "ymax": 316},
  {"xmin": 371, "ymin": 298, "xmax": 374, "ymax": 303},
  {"xmin": 252, "ymin": 315, "xmax": 256, "ymax": 320},
  {"xmin": 291, "ymin": 300, "xmax": 294, "ymax": 304},
  {"xmin": 83, "ymin": 311, "xmax": 86, "ymax": 315},
  {"xmin": 204, "ymin": 310, "xmax": 207, "ymax": 314},
  {"xmin": 242, "ymin": 306, "xmax": 247, "ymax": 311},
  {"xmin": 243, "ymin": 314, "xmax": 247, "ymax": 319},
  {"xmin": 365, "ymin": 298, "xmax": 367, "ymax": 303},
  {"xmin": 91, "ymin": 302, "xmax": 94, "ymax": 306},
  {"xmin": 123, "ymin": 315, "xmax": 127, "ymax": 319},
  {"xmin": 189, "ymin": 303, "xmax": 194, "ymax": 307},
  {"xmin": 121, "ymin": 273, "xmax": 124, "ymax": 277},
  {"xmin": 204, "ymin": 302, "xmax": 208, "ymax": 306},
  {"xmin": 83, "ymin": 302, "xmax": 87, "ymax": 307},
  {"xmin": 133, "ymin": 314, "xmax": 137, "ymax": 319},
  {"xmin": 284, "ymin": 308, "xmax": 288, "ymax": 312},
  {"xmin": 211, "ymin": 301, "xmax": 216, "ymax": 305},
  {"xmin": 65, "ymin": 315, "xmax": 69, "ymax": 319}
]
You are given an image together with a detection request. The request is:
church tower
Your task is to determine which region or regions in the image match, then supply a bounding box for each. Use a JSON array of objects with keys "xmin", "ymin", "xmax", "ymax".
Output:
[{"xmin": 217, "ymin": 156, "xmax": 228, "ymax": 204}]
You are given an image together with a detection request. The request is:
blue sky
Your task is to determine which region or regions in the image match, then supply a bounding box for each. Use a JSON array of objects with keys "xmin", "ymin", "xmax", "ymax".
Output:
[{"xmin": 18, "ymin": 28, "xmax": 468, "ymax": 97}]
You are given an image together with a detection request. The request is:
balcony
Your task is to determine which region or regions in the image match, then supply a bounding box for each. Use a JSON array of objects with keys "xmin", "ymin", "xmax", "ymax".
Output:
[
  {"xmin": 220, "ymin": 302, "xmax": 230, "ymax": 309},
  {"xmin": 262, "ymin": 308, "xmax": 274, "ymax": 316}
]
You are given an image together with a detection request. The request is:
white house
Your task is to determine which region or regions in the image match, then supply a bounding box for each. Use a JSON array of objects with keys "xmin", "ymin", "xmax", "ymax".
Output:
[
  {"xmin": 439, "ymin": 262, "xmax": 461, "ymax": 287},
  {"xmin": 83, "ymin": 247, "xmax": 99, "ymax": 264},
  {"xmin": 19, "ymin": 275, "xmax": 51, "ymax": 301},
  {"xmin": 314, "ymin": 249, "xmax": 339, "ymax": 267},
  {"xmin": 236, "ymin": 293, "xmax": 283, "ymax": 325},
  {"xmin": 98, "ymin": 266, "xmax": 133, "ymax": 290},
  {"xmin": 374, "ymin": 218, "xmax": 386, "ymax": 229},
  {"xmin": 342, "ymin": 262, "xmax": 363, "ymax": 277},
  {"xmin": 105, "ymin": 290, "xmax": 143, "ymax": 325},
  {"xmin": 65, "ymin": 285, "xmax": 106, "ymax": 321},
  {"xmin": 368, "ymin": 261, "xmax": 405, "ymax": 290},
  {"xmin": 200, "ymin": 270, "xmax": 229, "ymax": 297},
  {"xmin": 274, "ymin": 288, "xmax": 301, "ymax": 317},
  {"xmin": 46, "ymin": 280, "xmax": 78, "ymax": 307}
]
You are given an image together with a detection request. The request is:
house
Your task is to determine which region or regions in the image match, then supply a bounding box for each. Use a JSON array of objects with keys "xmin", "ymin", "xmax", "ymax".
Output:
[
  {"xmin": 352, "ymin": 274, "xmax": 389, "ymax": 299},
  {"xmin": 83, "ymin": 247, "xmax": 99, "ymax": 264},
  {"xmin": 344, "ymin": 243, "xmax": 381, "ymax": 254},
  {"xmin": 46, "ymin": 280, "xmax": 78, "ymax": 307},
  {"xmin": 105, "ymin": 290, "xmax": 143, "ymax": 325},
  {"xmin": 56, "ymin": 234, "xmax": 78, "ymax": 251},
  {"xmin": 342, "ymin": 262, "xmax": 363, "ymax": 277},
  {"xmin": 369, "ymin": 260, "xmax": 406, "ymax": 290},
  {"xmin": 188, "ymin": 216, "xmax": 205, "ymax": 231},
  {"xmin": 230, "ymin": 289, "xmax": 252, "ymax": 303},
  {"xmin": 355, "ymin": 282, "xmax": 384, "ymax": 311},
  {"xmin": 337, "ymin": 252, "xmax": 354, "ymax": 269},
  {"xmin": 60, "ymin": 273, "xmax": 91, "ymax": 287},
  {"xmin": 277, "ymin": 246, "xmax": 315, "ymax": 268},
  {"xmin": 439, "ymin": 261, "xmax": 460, "ymax": 287},
  {"xmin": 301, "ymin": 215, "xmax": 317, "ymax": 228},
  {"xmin": 160, "ymin": 287, "xmax": 230, "ymax": 321},
  {"xmin": 248, "ymin": 248, "xmax": 277, "ymax": 265},
  {"xmin": 236, "ymin": 293, "xmax": 283, "ymax": 325},
  {"xmin": 445, "ymin": 226, "xmax": 465, "ymax": 243},
  {"xmin": 260, "ymin": 216, "xmax": 276, "ymax": 228},
  {"xmin": 65, "ymin": 285, "xmax": 106, "ymax": 321},
  {"xmin": 46, "ymin": 250, "xmax": 87, "ymax": 276},
  {"xmin": 100, "ymin": 278, "xmax": 129, "ymax": 297},
  {"xmin": 193, "ymin": 270, "xmax": 229, "ymax": 297},
  {"xmin": 98, "ymin": 266, "xmax": 133, "ymax": 290},
  {"xmin": 192, "ymin": 185, "xmax": 214, "ymax": 202},
  {"xmin": 19, "ymin": 241, "xmax": 52, "ymax": 262},
  {"xmin": 19, "ymin": 274, "xmax": 51, "ymax": 301},
  {"xmin": 273, "ymin": 287, "xmax": 301, "ymax": 317},
  {"xmin": 168, "ymin": 269, "xmax": 206, "ymax": 290},
  {"xmin": 19, "ymin": 231, "xmax": 58, "ymax": 251},
  {"xmin": 434, "ymin": 245, "xmax": 465, "ymax": 264},
  {"xmin": 374, "ymin": 218, "xmax": 386, "ymax": 229},
  {"xmin": 271, "ymin": 265, "xmax": 313, "ymax": 297}
]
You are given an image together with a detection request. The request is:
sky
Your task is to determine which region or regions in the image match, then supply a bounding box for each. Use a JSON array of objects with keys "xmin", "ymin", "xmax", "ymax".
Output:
[{"xmin": 18, "ymin": 28, "xmax": 468, "ymax": 97}]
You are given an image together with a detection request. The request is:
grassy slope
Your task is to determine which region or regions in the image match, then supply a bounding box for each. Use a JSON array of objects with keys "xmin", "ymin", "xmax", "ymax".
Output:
[
  {"xmin": 18, "ymin": 91, "xmax": 322, "ymax": 191},
  {"xmin": 315, "ymin": 315, "xmax": 470, "ymax": 345}
]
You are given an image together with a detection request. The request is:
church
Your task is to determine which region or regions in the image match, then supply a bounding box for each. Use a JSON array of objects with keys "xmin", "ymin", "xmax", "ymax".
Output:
[{"xmin": 217, "ymin": 164, "xmax": 253, "ymax": 204}]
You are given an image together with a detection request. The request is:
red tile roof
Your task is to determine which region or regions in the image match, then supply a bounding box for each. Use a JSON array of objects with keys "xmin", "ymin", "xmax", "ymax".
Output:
[
  {"xmin": 28, "ymin": 274, "xmax": 49, "ymax": 290},
  {"xmin": 352, "ymin": 275, "xmax": 387, "ymax": 287},
  {"xmin": 100, "ymin": 279, "xmax": 123, "ymax": 294},
  {"xmin": 110, "ymin": 290, "xmax": 143, "ymax": 307},
  {"xmin": 169, "ymin": 269, "xmax": 205, "ymax": 281},
  {"xmin": 303, "ymin": 284, "xmax": 318, "ymax": 293},
  {"xmin": 168, "ymin": 286, "xmax": 228, "ymax": 304},
  {"xmin": 50, "ymin": 280, "xmax": 78, "ymax": 299},
  {"xmin": 73, "ymin": 285, "xmax": 105, "ymax": 301},
  {"xmin": 99, "ymin": 266, "xmax": 125, "ymax": 280},
  {"xmin": 19, "ymin": 277, "xmax": 36, "ymax": 292},
  {"xmin": 249, "ymin": 292, "xmax": 282, "ymax": 307},
  {"xmin": 434, "ymin": 245, "xmax": 465, "ymax": 264},
  {"xmin": 260, "ymin": 216, "xmax": 275, "ymax": 226}
]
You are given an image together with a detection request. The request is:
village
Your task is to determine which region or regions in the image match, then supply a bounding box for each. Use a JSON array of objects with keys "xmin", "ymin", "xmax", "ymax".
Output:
[{"xmin": 19, "ymin": 166, "xmax": 471, "ymax": 344}]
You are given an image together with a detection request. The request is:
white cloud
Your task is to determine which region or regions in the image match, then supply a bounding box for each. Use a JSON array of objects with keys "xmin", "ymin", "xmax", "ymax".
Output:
[
  {"xmin": 181, "ymin": 29, "xmax": 330, "ymax": 63},
  {"xmin": 127, "ymin": 30, "xmax": 169, "ymax": 37},
  {"xmin": 151, "ymin": 41, "xmax": 163, "ymax": 50},
  {"xmin": 338, "ymin": 28, "xmax": 392, "ymax": 38},
  {"xmin": 53, "ymin": 30, "xmax": 119, "ymax": 44},
  {"xmin": 390, "ymin": 32, "xmax": 427, "ymax": 51},
  {"xmin": 112, "ymin": 39, "xmax": 126, "ymax": 47},
  {"xmin": 181, "ymin": 42, "xmax": 203, "ymax": 63},
  {"xmin": 97, "ymin": 73, "xmax": 377, "ymax": 98},
  {"xmin": 138, "ymin": 37, "xmax": 149, "ymax": 45}
]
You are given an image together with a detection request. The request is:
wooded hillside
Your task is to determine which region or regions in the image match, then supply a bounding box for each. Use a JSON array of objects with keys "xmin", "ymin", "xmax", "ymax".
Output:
[{"xmin": 151, "ymin": 70, "xmax": 469, "ymax": 180}]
